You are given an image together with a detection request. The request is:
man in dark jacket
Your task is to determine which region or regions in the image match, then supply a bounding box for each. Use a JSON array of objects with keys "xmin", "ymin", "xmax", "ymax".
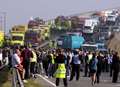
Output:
[
  {"xmin": 96, "ymin": 52, "xmax": 103, "ymax": 83},
  {"xmin": 112, "ymin": 52, "xmax": 120, "ymax": 83},
  {"xmin": 21, "ymin": 46, "xmax": 33, "ymax": 79}
]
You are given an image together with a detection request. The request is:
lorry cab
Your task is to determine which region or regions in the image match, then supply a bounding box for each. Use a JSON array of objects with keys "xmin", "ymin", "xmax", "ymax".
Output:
[
  {"xmin": 57, "ymin": 34, "xmax": 85, "ymax": 49},
  {"xmin": 81, "ymin": 42, "xmax": 107, "ymax": 52},
  {"xmin": 11, "ymin": 33, "xmax": 24, "ymax": 46},
  {"xmin": 83, "ymin": 18, "xmax": 99, "ymax": 33},
  {"xmin": 10, "ymin": 25, "xmax": 28, "ymax": 46},
  {"xmin": 81, "ymin": 43, "xmax": 97, "ymax": 52}
]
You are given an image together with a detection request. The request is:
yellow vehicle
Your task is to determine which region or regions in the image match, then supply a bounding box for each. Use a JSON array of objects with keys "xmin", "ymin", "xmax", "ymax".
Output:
[
  {"xmin": 0, "ymin": 31, "xmax": 4, "ymax": 47},
  {"xmin": 10, "ymin": 25, "xmax": 28, "ymax": 46}
]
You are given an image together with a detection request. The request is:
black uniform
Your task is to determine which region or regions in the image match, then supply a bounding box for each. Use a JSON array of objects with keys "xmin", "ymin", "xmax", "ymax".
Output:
[
  {"xmin": 112, "ymin": 54, "xmax": 120, "ymax": 83},
  {"xmin": 96, "ymin": 55, "xmax": 103, "ymax": 83}
]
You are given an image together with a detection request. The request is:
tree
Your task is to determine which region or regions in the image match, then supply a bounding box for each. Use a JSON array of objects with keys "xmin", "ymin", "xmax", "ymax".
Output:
[
  {"xmin": 70, "ymin": 16, "xmax": 80, "ymax": 29},
  {"xmin": 55, "ymin": 16, "xmax": 71, "ymax": 30}
]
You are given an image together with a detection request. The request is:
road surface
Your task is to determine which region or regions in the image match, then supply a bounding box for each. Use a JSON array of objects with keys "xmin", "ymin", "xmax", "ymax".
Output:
[{"xmin": 35, "ymin": 72, "xmax": 120, "ymax": 87}]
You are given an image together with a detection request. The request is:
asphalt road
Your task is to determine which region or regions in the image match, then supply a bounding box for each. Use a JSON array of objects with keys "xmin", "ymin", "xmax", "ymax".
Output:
[{"xmin": 35, "ymin": 72, "xmax": 120, "ymax": 87}]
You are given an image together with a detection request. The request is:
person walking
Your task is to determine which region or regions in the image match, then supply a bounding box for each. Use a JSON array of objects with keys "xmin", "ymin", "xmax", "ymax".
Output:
[
  {"xmin": 84, "ymin": 51, "xmax": 93, "ymax": 77},
  {"xmin": 112, "ymin": 52, "xmax": 120, "ymax": 83},
  {"xmin": 107, "ymin": 53, "xmax": 113, "ymax": 77},
  {"xmin": 69, "ymin": 50, "xmax": 81, "ymax": 81},
  {"xmin": 89, "ymin": 53, "xmax": 98, "ymax": 85},
  {"xmin": 21, "ymin": 46, "xmax": 33, "ymax": 79},
  {"xmin": 30, "ymin": 49, "xmax": 37, "ymax": 78},
  {"xmin": 96, "ymin": 52, "xmax": 103, "ymax": 84},
  {"xmin": 47, "ymin": 51, "xmax": 55, "ymax": 78},
  {"xmin": 54, "ymin": 49, "xmax": 68, "ymax": 87}
]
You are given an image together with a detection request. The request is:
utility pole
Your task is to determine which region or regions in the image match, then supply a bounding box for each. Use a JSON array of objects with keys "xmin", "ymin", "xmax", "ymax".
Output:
[
  {"xmin": 0, "ymin": 12, "xmax": 6, "ymax": 34},
  {"xmin": 3, "ymin": 12, "xmax": 6, "ymax": 35}
]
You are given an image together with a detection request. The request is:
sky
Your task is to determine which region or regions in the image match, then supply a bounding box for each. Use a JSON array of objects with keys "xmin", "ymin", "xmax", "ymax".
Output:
[{"xmin": 0, "ymin": 0, "xmax": 120, "ymax": 32}]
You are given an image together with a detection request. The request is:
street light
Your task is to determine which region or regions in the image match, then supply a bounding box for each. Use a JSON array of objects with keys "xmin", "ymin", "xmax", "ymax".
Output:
[{"xmin": 0, "ymin": 12, "xmax": 6, "ymax": 34}]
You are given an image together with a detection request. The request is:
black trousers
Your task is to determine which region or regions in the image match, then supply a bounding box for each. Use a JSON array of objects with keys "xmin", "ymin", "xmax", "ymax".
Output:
[
  {"xmin": 30, "ymin": 62, "xmax": 36, "ymax": 74},
  {"xmin": 109, "ymin": 64, "xmax": 113, "ymax": 77},
  {"xmin": 96, "ymin": 72, "xmax": 101, "ymax": 83},
  {"xmin": 70, "ymin": 64, "xmax": 80, "ymax": 81},
  {"xmin": 56, "ymin": 78, "xmax": 67, "ymax": 87},
  {"xmin": 112, "ymin": 70, "xmax": 119, "ymax": 83},
  {"xmin": 43, "ymin": 62, "xmax": 49, "ymax": 76},
  {"xmin": 84, "ymin": 64, "xmax": 89, "ymax": 77},
  {"xmin": 24, "ymin": 60, "xmax": 30, "ymax": 79}
]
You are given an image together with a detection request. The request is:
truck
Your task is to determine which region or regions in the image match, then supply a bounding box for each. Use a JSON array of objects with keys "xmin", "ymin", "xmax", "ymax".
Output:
[
  {"xmin": 83, "ymin": 18, "xmax": 99, "ymax": 33},
  {"xmin": 101, "ymin": 10, "xmax": 119, "ymax": 25},
  {"xmin": 57, "ymin": 34, "xmax": 85, "ymax": 49},
  {"xmin": 10, "ymin": 25, "xmax": 28, "ymax": 46},
  {"xmin": 81, "ymin": 42, "xmax": 107, "ymax": 53},
  {"xmin": 25, "ymin": 25, "xmax": 50, "ymax": 47},
  {"xmin": 106, "ymin": 14, "xmax": 118, "ymax": 25}
]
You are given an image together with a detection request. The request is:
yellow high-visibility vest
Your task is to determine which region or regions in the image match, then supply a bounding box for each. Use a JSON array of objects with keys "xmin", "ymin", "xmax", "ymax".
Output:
[
  {"xmin": 54, "ymin": 64, "xmax": 66, "ymax": 78},
  {"xmin": 30, "ymin": 51, "xmax": 37, "ymax": 63}
]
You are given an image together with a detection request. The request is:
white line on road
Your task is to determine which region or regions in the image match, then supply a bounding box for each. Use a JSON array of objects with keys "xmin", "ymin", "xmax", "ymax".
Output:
[
  {"xmin": 115, "ymin": 84, "xmax": 120, "ymax": 86},
  {"xmin": 36, "ymin": 74, "xmax": 56, "ymax": 87}
]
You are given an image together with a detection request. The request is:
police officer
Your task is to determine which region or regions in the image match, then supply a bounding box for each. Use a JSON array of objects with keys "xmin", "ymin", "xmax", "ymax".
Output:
[{"xmin": 54, "ymin": 49, "xmax": 68, "ymax": 87}]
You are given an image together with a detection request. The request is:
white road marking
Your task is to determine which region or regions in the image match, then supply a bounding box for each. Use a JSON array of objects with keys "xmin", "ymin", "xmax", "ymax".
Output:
[
  {"xmin": 115, "ymin": 84, "xmax": 120, "ymax": 86},
  {"xmin": 36, "ymin": 74, "xmax": 56, "ymax": 87}
]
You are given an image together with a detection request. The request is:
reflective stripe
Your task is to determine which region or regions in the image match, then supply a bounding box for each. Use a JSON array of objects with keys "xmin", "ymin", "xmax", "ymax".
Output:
[
  {"xmin": 50, "ymin": 54, "xmax": 55, "ymax": 64},
  {"xmin": 55, "ymin": 70, "xmax": 66, "ymax": 74}
]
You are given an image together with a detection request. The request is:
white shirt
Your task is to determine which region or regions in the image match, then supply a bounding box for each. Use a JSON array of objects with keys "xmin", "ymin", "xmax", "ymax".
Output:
[
  {"xmin": 0, "ymin": 53, "xmax": 2, "ymax": 61},
  {"xmin": 12, "ymin": 53, "xmax": 21, "ymax": 67}
]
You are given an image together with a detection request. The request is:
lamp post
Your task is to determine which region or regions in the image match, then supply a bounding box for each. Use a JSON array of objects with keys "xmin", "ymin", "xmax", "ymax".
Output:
[{"xmin": 0, "ymin": 12, "xmax": 6, "ymax": 34}]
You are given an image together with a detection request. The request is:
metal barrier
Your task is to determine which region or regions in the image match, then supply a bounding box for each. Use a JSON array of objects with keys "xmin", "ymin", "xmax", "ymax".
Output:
[{"xmin": 12, "ymin": 68, "xmax": 24, "ymax": 87}]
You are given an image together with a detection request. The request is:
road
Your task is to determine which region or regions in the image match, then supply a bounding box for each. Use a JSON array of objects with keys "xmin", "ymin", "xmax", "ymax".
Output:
[{"xmin": 35, "ymin": 72, "xmax": 120, "ymax": 87}]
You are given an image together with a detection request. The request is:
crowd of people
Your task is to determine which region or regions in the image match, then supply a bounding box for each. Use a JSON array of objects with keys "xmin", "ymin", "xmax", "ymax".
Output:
[{"xmin": 0, "ymin": 46, "xmax": 120, "ymax": 87}]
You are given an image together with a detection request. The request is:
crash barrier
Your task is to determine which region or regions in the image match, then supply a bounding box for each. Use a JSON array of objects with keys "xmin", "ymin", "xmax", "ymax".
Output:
[{"xmin": 12, "ymin": 68, "xmax": 24, "ymax": 87}]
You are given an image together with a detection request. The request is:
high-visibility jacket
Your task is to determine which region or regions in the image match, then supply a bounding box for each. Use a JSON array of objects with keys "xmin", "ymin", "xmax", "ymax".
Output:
[
  {"xmin": 30, "ymin": 51, "xmax": 37, "ymax": 63},
  {"xmin": 50, "ymin": 54, "xmax": 55, "ymax": 64},
  {"xmin": 87, "ymin": 54, "xmax": 93, "ymax": 64},
  {"xmin": 54, "ymin": 63, "xmax": 66, "ymax": 78}
]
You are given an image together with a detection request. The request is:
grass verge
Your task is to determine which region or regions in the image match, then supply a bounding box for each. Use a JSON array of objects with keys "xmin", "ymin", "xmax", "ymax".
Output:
[
  {"xmin": 25, "ymin": 79, "xmax": 42, "ymax": 87},
  {"xmin": 0, "ymin": 66, "xmax": 11, "ymax": 87},
  {"xmin": 0, "ymin": 66, "xmax": 42, "ymax": 87}
]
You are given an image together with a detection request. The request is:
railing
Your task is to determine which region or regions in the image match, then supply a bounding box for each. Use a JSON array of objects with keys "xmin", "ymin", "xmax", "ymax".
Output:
[{"xmin": 12, "ymin": 68, "xmax": 24, "ymax": 87}]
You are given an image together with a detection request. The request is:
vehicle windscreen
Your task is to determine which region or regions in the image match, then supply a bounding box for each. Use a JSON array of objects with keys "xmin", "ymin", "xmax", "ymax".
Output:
[
  {"xmin": 84, "ymin": 26, "xmax": 91, "ymax": 29},
  {"xmin": 82, "ymin": 46, "xmax": 97, "ymax": 51},
  {"xmin": 98, "ymin": 45, "xmax": 104, "ymax": 49},
  {"xmin": 12, "ymin": 36, "xmax": 23, "ymax": 41}
]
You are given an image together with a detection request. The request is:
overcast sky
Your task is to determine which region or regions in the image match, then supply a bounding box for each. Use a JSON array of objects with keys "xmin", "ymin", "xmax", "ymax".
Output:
[{"xmin": 0, "ymin": 0, "xmax": 120, "ymax": 31}]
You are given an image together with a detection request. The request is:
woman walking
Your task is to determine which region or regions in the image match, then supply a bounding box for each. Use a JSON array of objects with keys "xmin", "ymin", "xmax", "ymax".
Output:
[{"xmin": 89, "ymin": 53, "xmax": 98, "ymax": 85}]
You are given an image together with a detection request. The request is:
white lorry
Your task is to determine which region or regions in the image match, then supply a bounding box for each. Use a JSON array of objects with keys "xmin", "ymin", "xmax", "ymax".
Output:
[{"xmin": 83, "ymin": 18, "xmax": 99, "ymax": 33}]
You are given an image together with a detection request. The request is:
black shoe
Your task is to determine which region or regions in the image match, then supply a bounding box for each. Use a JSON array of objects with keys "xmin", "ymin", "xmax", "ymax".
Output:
[
  {"xmin": 83, "ymin": 75, "xmax": 87, "ymax": 77},
  {"xmin": 112, "ymin": 81, "xmax": 117, "ymax": 83},
  {"xmin": 91, "ymin": 81, "xmax": 95, "ymax": 86}
]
